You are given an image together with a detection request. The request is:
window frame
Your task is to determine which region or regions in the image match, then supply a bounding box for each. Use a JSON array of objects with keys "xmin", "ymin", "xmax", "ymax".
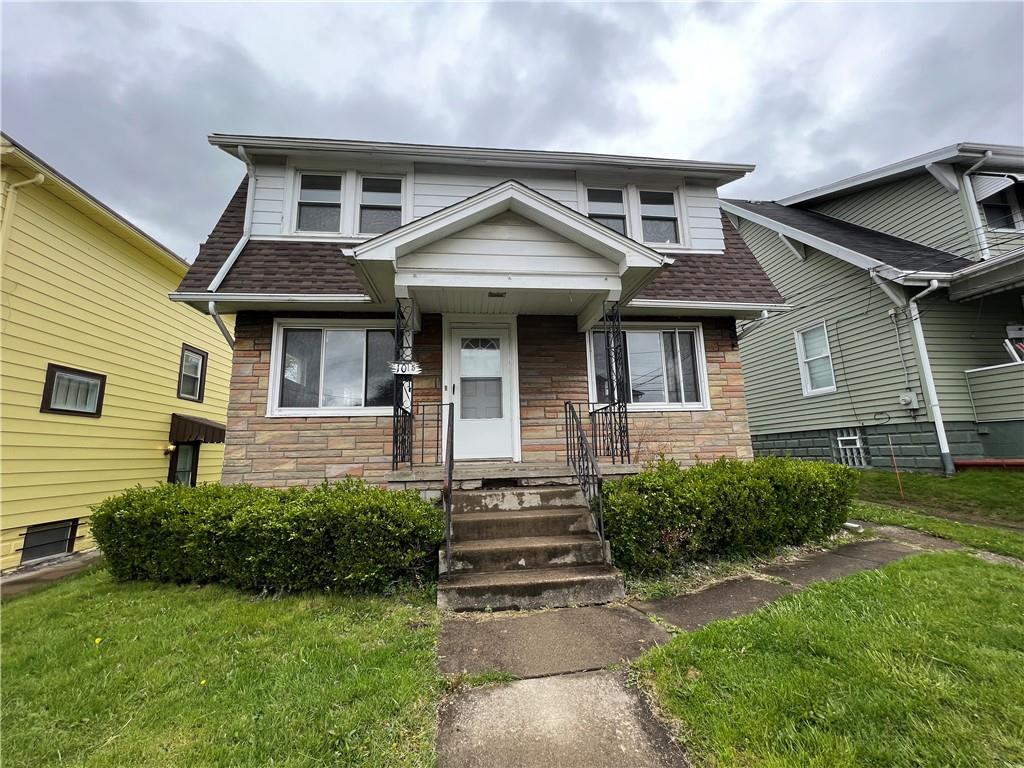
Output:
[
  {"xmin": 794, "ymin": 320, "xmax": 838, "ymax": 397},
  {"xmin": 981, "ymin": 185, "xmax": 1024, "ymax": 232},
  {"xmin": 585, "ymin": 321, "xmax": 711, "ymax": 412},
  {"xmin": 167, "ymin": 441, "xmax": 201, "ymax": 487},
  {"xmin": 357, "ymin": 174, "xmax": 405, "ymax": 236},
  {"xmin": 293, "ymin": 171, "xmax": 345, "ymax": 234},
  {"xmin": 177, "ymin": 344, "xmax": 208, "ymax": 403},
  {"xmin": 20, "ymin": 518, "xmax": 79, "ymax": 564},
  {"xmin": 39, "ymin": 363, "xmax": 106, "ymax": 417},
  {"xmin": 638, "ymin": 188, "xmax": 682, "ymax": 245},
  {"xmin": 267, "ymin": 317, "xmax": 396, "ymax": 417},
  {"xmin": 583, "ymin": 187, "xmax": 629, "ymax": 237}
]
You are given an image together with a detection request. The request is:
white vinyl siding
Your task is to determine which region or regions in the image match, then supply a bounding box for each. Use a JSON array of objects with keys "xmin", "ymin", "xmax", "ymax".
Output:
[{"xmin": 795, "ymin": 322, "xmax": 837, "ymax": 396}]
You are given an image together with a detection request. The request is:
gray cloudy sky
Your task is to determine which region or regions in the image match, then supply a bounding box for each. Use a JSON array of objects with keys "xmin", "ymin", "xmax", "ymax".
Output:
[{"xmin": 3, "ymin": 1, "xmax": 1022, "ymax": 260}]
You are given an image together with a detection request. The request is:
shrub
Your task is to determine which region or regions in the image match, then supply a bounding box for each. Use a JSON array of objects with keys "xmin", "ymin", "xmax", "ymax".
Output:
[
  {"xmin": 603, "ymin": 457, "xmax": 857, "ymax": 575},
  {"xmin": 90, "ymin": 479, "xmax": 443, "ymax": 593}
]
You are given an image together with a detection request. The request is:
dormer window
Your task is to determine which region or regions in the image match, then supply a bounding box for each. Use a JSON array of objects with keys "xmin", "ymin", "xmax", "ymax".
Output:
[
  {"xmin": 586, "ymin": 189, "xmax": 627, "ymax": 235},
  {"xmin": 297, "ymin": 174, "xmax": 342, "ymax": 232},
  {"xmin": 639, "ymin": 190, "xmax": 679, "ymax": 244},
  {"xmin": 359, "ymin": 177, "xmax": 403, "ymax": 234},
  {"xmin": 980, "ymin": 184, "xmax": 1024, "ymax": 231}
]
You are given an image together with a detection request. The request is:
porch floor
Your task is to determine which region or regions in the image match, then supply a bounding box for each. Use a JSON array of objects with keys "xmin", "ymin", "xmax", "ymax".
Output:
[{"xmin": 387, "ymin": 460, "xmax": 641, "ymax": 490}]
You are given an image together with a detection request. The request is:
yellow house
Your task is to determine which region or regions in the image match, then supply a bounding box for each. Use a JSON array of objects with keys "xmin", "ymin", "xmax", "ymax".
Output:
[{"xmin": 0, "ymin": 134, "xmax": 233, "ymax": 571}]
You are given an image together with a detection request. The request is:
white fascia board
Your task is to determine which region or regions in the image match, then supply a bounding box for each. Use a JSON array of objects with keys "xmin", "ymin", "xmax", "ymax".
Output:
[
  {"xmin": 170, "ymin": 292, "xmax": 373, "ymax": 303},
  {"xmin": 720, "ymin": 200, "xmax": 886, "ymax": 272},
  {"xmin": 395, "ymin": 271, "xmax": 620, "ymax": 293},
  {"xmin": 950, "ymin": 249, "xmax": 1024, "ymax": 279},
  {"xmin": 353, "ymin": 180, "xmax": 666, "ymax": 269},
  {"xmin": 627, "ymin": 298, "xmax": 792, "ymax": 311},
  {"xmin": 209, "ymin": 133, "xmax": 755, "ymax": 181}
]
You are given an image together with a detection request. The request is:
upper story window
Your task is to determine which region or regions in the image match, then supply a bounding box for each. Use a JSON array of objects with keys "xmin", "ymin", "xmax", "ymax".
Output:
[
  {"xmin": 296, "ymin": 174, "xmax": 343, "ymax": 232},
  {"xmin": 178, "ymin": 344, "xmax": 208, "ymax": 402},
  {"xmin": 795, "ymin": 321, "xmax": 836, "ymax": 396},
  {"xmin": 639, "ymin": 190, "xmax": 679, "ymax": 244},
  {"xmin": 590, "ymin": 326, "xmax": 707, "ymax": 409},
  {"xmin": 586, "ymin": 188, "xmax": 627, "ymax": 235},
  {"xmin": 40, "ymin": 363, "xmax": 106, "ymax": 417},
  {"xmin": 980, "ymin": 184, "xmax": 1024, "ymax": 231},
  {"xmin": 359, "ymin": 177, "xmax": 403, "ymax": 235},
  {"xmin": 270, "ymin": 320, "xmax": 395, "ymax": 415}
]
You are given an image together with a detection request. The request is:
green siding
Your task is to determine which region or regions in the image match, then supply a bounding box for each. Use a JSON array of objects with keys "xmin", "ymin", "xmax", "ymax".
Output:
[
  {"xmin": 736, "ymin": 219, "xmax": 926, "ymax": 435},
  {"xmin": 965, "ymin": 363, "xmax": 1024, "ymax": 422},
  {"xmin": 811, "ymin": 172, "xmax": 976, "ymax": 258},
  {"xmin": 918, "ymin": 290, "xmax": 1024, "ymax": 422}
]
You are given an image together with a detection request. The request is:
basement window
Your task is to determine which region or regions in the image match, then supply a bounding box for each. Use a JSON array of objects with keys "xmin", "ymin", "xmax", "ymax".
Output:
[
  {"xmin": 834, "ymin": 428, "xmax": 869, "ymax": 468},
  {"xmin": 21, "ymin": 519, "xmax": 79, "ymax": 564}
]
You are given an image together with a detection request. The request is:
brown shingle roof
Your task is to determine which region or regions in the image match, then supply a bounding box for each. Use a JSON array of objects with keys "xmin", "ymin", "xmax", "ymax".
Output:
[{"xmin": 636, "ymin": 214, "xmax": 785, "ymax": 305}]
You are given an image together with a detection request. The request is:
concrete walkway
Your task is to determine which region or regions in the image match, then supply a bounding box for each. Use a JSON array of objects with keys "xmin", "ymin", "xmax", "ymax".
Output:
[{"xmin": 436, "ymin": 525, "xmax": 962, "ymax": 767}]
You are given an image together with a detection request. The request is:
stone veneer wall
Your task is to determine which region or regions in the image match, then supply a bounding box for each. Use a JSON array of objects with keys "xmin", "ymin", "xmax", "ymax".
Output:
[{"xmin": 223, "ymin": 312, "xmax": 755, "ymax": 486}]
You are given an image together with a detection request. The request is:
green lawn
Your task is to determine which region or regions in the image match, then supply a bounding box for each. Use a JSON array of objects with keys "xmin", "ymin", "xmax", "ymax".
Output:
[
  {"xmin": 636, "ymin": 552, "xmax": 1024, "ymax": 767},
  {"xmin": 2, "ymin": 570, "xmax": 442, "ymax": 767},
  {"xmin": 857, "ymin": 468, "xmax": 1024, "ymax": 524},
  {"xmin": 855, "ymin": 501, "xmax": 1024, "ymax": 561}
]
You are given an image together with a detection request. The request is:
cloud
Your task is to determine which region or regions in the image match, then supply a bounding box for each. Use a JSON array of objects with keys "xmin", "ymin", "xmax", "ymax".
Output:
[{"xmin": 2, "ymin": 1, "xmax": 1021, "ymax": 259}]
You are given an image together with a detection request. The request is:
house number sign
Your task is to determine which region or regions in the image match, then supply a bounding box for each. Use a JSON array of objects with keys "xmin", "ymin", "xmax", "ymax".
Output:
[{"xmin": 390, "ymin": 361, "xmax": 423, "ymax": 376}]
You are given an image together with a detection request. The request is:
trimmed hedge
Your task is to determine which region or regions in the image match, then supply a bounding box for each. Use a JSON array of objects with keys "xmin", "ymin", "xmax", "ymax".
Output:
[
  {"xmin": 90, "ymin": 479, "xmax": 444, "ymax": 592},
  {"xmin": 603, "ymin": 457, "xmax": 857, "ymax": 575}
]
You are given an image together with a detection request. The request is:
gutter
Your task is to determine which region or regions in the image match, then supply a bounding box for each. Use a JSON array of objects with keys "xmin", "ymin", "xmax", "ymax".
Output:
[
  {"xmin": 207, "ymin": 145, "xmax": 256, "ymax": 291},
  {"xmin": 959, "ymin": 150, "xmax": 993, "ymax": 260},
  {"xmin": 907, "ymin": 280, "xmax": 955, "ymax": 475}
]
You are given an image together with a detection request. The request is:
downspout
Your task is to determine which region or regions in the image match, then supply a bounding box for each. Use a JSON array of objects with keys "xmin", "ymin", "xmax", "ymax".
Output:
[
  {"xmin": 0, "ymin": 172, "xmax": 45, "ymax": 257},
  {"xmin": 960, "ymin": 150, "xmax": 993, "ymax": 261},
  {"xmin": 207, "ymin": 145, "xmax": 256, "ymax": 292},
  {"xmin": 208, "ymin": 301, "xmax": 235, "ymax": 349},
  {"xmin": 908, "ymin": 280, "xmax": 955, "ymax": 475}
]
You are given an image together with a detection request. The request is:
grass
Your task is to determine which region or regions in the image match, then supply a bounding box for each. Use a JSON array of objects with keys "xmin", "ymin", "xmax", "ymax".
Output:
[
  {"xmin": 1, "ymin": 569, "xmax": 442, "ymax": 768},
  {"xmin": 855, "ymin": 501, "xmax": 1024, "ymax": 561},
  {"xmin": 636, "ymin": 552, "xmax": 1024, "ymax": 767},
  {"xmin": 857, "ymin": 468, "xmax": 1024, "ymax": 524}
]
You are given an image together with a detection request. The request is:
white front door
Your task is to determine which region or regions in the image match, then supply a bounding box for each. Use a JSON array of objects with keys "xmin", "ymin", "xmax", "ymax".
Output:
[{"xmin": 450, "ymin": 326, "xmax": 515, "ymax": 460}]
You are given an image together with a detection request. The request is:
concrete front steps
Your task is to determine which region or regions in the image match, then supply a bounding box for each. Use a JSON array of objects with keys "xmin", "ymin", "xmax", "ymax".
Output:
[{"xmin": 437, "ymin": 485, "xmax": 626, "ymax": 611}]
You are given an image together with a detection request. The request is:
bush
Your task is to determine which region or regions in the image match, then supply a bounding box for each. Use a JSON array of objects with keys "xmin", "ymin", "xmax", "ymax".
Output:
[
  {"xmin": 90, "ymin": 479, "xmax": 444, "ymax": 593},
  {"xmin": 603, "ymin": 457, "xmax": 857, "ymax": 575}
]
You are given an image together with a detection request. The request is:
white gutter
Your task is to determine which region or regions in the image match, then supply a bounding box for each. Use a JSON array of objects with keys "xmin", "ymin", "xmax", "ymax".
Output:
[
  {"xmin": 907, "ymin": 279, "xmax": 955, "ymax": 475},
  {"xmin": 208, "ymin": 301, "xmax": 234, "ymax": 349},
  {"xmin": 207, "ymin": 145, "xmax": 256, "ymax": 292},
  {"xmin": 171, "ymin": 292, "xmax": 373, "ymax": 303},
  {"xmin": 960, "ymin": 150, "xmax": 993, "ymax": 261}
]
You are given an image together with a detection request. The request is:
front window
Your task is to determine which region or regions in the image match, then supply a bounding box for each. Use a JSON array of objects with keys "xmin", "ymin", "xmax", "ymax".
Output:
[
  {"xmin": 359, "ymin": 177, "xmax": 403, "ymax": 234},
  {"xmin": 178, "ymin": 345, "xmax": 207, "ymax": 402},
  {"xmin": 590, "ymin": 327, "xmax": 705, "ymax": 408},
  {"xmin": 273, "ymin": 322, "xmax": 395, "ymax": 413},
  {"xmin": 296, "ymin": 174, "xmax": 342, "ymax": 232},
  {"xmin": 981, "ymin": 184, "xmax": 1024, "ymax": 231},
  {"xmin": 639, "ymin": 190, "xmax": 679, "ymax": 244},
  {"xmin": 40, "ymin": 364, "xmax": 106, "ymax": 417},
  {"xmin": 796, "ymin": 322, "xmax": 837, "ymax": 395},
  {"xmin": 586, "ymin": 188, "xmax": 627, "ymax": 235}
]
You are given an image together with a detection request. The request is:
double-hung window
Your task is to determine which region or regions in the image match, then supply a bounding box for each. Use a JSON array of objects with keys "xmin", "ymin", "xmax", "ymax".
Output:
[
  {"xmin": 795, "ymin": 321, "xmax": 837, "ymax": 395},
  {"xmin": 177, "ymin": 344, "xmax": 208, "ymax": 402},
  {"xmin": 639, "ymin": 190, "xmax": 679, "ymax": 244},
  {"xmin": 296, "ymin": 174, "xmax": 343, "ymax": 232},
  {"xmin": 590, "ymin": 326, "xmax": 707, "ymax": 409},
  {"xmin": 272, "ymin": 320, "xmax": 395, "ymax": 414},
  {"xmin": 359, "ymin": 177, "xmax": 403, "ymax": 234},
  {"xmin": 980, "ymin": 184, "xmax": 1024, "ymax": 231},
  {"xmin": 586, "ymin": 188, "xmax": 627, "ymax": 235}
]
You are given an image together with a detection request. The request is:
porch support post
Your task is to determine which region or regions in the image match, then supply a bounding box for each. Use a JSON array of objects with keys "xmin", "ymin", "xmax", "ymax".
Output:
[
  {"xmin": 392, "ymin": 297, "xmax": 416, "ymax": 469},
  {"xmin": 602, "ymin": 300, "xmax": 631, "ymax": 464}
]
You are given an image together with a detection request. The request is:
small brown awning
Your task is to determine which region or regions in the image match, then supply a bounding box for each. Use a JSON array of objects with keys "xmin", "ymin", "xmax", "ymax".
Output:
[{"xmin": 169, "ymin": 413, "xmax": 226, "ymax": 444}]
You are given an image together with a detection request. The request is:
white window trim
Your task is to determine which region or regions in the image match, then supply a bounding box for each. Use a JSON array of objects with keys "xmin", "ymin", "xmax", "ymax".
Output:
[
  {"xmin": 267, "ymin": 317, "xmax": 394, "ymax": 417},
  {"xmin": 581, "ymin": 186, "xmax": 630, "ymax": 238},
  {"xmin": 983, "ymin": 185, "xmax": 1024, "ymax": 232},
  {"xmin": 794, "ymin": 320, "xmax": 837, "ymax": 397},
  {"xmin": 178, "ymin": 349, "xmax": 204, "ymax": 401},
  {"xmin": 291, "ymin": 170, "xmax": 346, "ymax": 236},
  {"xmin": 637, "ymin": 186, "xmax": 684, "ymax": 247},
  {"xmin": 356, "ymin": 173, "xmax": 408, "ymax": 237},
  {"xmin": 585, "ymin": 321, "xmax": 711, "ymax": 412}
]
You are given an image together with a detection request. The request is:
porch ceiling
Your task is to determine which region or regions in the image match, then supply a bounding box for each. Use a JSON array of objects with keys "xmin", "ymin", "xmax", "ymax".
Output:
[{"xmin": 409, "ymin": 286, "xmax": 605, "ymax": 315}]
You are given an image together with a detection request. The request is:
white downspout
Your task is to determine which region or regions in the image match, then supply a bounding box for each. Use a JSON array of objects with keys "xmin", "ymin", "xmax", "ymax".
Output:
[
  {"xmin": 908, "ymin": 279, "xmax": 955, "ymax": 475},
  {"xmin": 208, "ymin": 301, "xmax": 235, "ymax": 349},
  {"xmin": 207, "ymin": 145, "xmax": 256, "ymax": 292},
  {"xmin": 0, "ymin": 172, "xmax": 45, "ymax": 256},
  {"xmin": 961, "ymin": 150, "xmax": 993, "ymax": 261}
]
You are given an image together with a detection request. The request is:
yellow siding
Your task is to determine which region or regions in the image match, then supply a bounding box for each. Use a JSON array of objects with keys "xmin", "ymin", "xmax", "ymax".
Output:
[{"xmin": 0, "ymin": 165, "xmax": 233, "ymax": 570}]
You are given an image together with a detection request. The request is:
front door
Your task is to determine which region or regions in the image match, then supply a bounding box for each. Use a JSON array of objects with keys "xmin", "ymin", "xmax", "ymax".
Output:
[{"xmin": 450, "ymin": 326, "xmax": 515, "ymax": 460}]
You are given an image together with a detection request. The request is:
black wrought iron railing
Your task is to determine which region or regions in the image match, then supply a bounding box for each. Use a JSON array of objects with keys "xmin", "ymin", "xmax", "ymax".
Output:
[
  {"xmin": 565, "ymin": 401, "xmax": 631, "ymax": 464},
  {"xmin": 392, "ymin": 406, "xmax": 413, "ymax": 470},
  {"xmin": 441, "ymin": 401, "xmax": 455, "ymax": 574},
  {"xmin": 391, "ymin": 402, "xmax": 447, "ymax": 470},
  {"xmin": 564, "ymin": 401, "xmax": 609, "ymax": 563}
]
